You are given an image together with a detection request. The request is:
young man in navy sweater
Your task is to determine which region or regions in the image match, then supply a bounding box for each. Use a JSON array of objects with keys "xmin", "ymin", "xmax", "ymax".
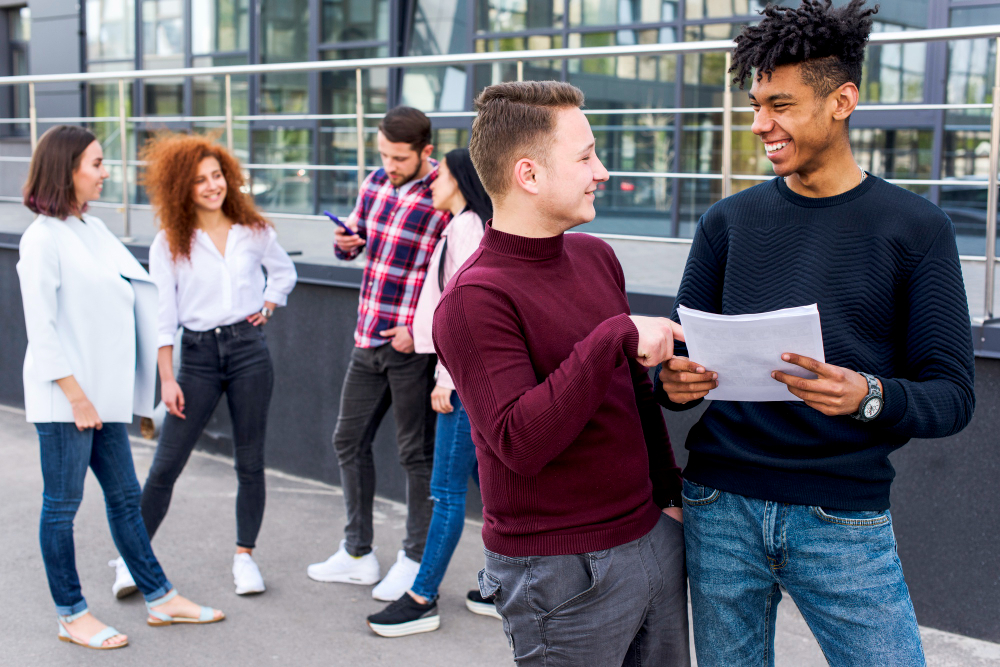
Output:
[{"xmin": 657, "ymin": 1, "xmax": 975, "ymax": 665}]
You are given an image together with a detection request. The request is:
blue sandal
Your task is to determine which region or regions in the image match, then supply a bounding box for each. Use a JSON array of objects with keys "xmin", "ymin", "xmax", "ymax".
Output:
[
  {"xmin": 57, "ymin": 609, "xmax": 128, "ymax": 650},
  {"xmin": 146, "ymin": 590, "xmax": 224, "ymax": 627}
]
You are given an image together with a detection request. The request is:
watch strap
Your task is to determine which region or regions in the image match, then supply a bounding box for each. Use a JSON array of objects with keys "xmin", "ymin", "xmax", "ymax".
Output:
[{"xmin": 851, "ymin": 372, "xmax": 882, "ymax": 421}]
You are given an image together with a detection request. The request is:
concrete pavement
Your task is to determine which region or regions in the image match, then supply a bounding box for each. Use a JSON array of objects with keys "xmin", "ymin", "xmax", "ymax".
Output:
[{"xmin": 3, "ymin": 404, "xmax": 999, "ymax": 666}]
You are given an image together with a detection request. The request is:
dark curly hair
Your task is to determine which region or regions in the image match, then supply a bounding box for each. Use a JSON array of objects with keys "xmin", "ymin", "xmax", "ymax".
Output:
[
  {"xmin": 730, "ymin": 0, "xmax": 878, "ymax": 96},
  {"xmin": 139, "ymin": 132, "xmax": 269, "ymax": 262}
]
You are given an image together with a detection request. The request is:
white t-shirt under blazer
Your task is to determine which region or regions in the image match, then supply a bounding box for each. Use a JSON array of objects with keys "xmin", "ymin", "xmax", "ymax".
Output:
[
  {"xmin": 17, "ymin": 214, "xmax": 159, "ymax": 423},
  {"xmin": 148, "ymin": 224, "xmax": 297, "ymax": 347}
]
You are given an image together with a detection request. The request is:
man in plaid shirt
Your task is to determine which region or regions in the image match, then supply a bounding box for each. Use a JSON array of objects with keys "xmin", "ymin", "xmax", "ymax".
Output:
[{"xmin": 307, "ymin": 107, "xmax": 452, "ymax": 602}]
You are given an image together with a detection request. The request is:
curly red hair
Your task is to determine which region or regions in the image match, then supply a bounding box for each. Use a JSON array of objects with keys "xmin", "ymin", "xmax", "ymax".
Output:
[{"xmin": 139, "ymin": 132, "xmax": 268, "ymax": 261}]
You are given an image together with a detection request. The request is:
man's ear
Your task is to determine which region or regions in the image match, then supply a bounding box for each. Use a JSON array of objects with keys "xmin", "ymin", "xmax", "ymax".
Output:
[
  {"xmin": 831, "ymin": 82, "xmax": 859, "ymax": 122},
  {"xmin": 513, "ymin": 157, "xmax": 540, "ymax": 195},
  {"xmin": 421, "ymin": 144, "xmax": 435, "ymax": 161}
]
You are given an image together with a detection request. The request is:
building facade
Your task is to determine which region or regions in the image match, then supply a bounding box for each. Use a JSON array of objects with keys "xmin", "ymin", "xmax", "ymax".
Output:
[{"xmin": 0, "ymin": 0, "xmax": 998, "ymax": 249}]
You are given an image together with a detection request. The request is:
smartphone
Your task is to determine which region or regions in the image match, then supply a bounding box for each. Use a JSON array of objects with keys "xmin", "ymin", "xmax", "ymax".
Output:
[{"xmin": 323, "ymin": 210, "xmax": 356, "ymax": 236}]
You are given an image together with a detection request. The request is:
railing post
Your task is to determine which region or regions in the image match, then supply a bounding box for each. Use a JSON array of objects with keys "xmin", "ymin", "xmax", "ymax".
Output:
[
  {"xmin": 517, "ymin": 60, "xmax": 524, "ymax": 82},
  {"xmin": 225, "ymin": 74, "xmax": 234, "ymax": 154},
  {"xmin": 28, "ymin": 82, "xmax": 37, "ymax": 151},
  {"xmin": 356, "ymin": 68, "xmax": 366, "ymax": 192},
  {"xmin": 986, "ymin": 37, "xmax": 1000, "ymax": 319},
  {"xmin": 722, "ymin": 50, "xmax": 733, "ymax": 199},
  {"xmin": 118, "ymin": 78, "xmax": 131, "ymax": 240}
]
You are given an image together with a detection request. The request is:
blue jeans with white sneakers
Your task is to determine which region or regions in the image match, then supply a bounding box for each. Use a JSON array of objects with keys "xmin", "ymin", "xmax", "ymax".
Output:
[
  {"xmin": 36, "ymin": 422, "xmax": 172, "ymax": 615},
  {"xmin": 683, "ymin": 479, "xmax": 925, "ymax": 666}
]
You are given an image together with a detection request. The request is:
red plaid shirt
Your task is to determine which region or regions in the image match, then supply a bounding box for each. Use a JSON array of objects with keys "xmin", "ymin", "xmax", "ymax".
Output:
[{"xmin": 336, "ymin": 164, "xmax": 452, "ymax": 348}]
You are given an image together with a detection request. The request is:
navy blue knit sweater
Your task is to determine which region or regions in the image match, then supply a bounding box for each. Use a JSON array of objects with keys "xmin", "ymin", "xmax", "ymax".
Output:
[{"xmin": 654, "ymin": 175, "xmax": 976, "ymax": 510}]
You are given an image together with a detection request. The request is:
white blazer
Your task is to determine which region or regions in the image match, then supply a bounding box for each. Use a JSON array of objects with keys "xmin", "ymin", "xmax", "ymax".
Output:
[{"xmin": 17, "ymin": 214, "xmax": 158, "ymax": 423}]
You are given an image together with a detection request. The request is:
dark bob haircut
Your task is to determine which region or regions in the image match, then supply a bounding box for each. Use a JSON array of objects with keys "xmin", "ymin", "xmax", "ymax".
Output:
[
  {"xmin": 730, "ymin": 0, "xmax": 878, "ymax": 96},
  {"xmin": 378, "ymin": 106, "xmax": 432, "ymax": 152},
  {"xmin": 23, "ymin": 125, "xmax": 98, "ymax": 220}
]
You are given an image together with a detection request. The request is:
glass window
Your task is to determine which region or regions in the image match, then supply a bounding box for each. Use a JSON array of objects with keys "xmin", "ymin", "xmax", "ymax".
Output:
[
  {"xmin": 260, "ymin": 0, "xmax": 310, "ymax": 114},
  {"xmin": 567, "ymin": 30, "xmax": 676, "ymax": 86},
  {"xmin": 859, "ymin": 21, "xmax": 925, "ymax": 104},
  {"xmin": 476, "ymin": 0, "xmax": 563, "ymax": 34},
  {"xmin": 192, "ymin": 0, "xmax": 249, "ymax": 54},
  {"xmin": 685, "ymin": 0, "xmax": 766, "ymax": 19},
  {"xmin": 683, "ymin": 23, "xmax": 739, "ymax": 108},
  {"xmin": 474, "ymin": 35, "xmax": 563, "ymax": 93},
  {"xmin": 941, "ymin": 129, "xmax": 992, "ymax": 255},
  {"xmin": 947, "ymin": 7, "xmax": 998, "ymax": 112},
  {"xmin": 319, "ymin": 46, "xmax": 389, "ymax": 208},
  {"xmin": 320, "ymin": 47, "xmax": 389, "ymax": 116},
  {"xmin": 568, "ymin": 0, "xmax": 676, "ymax": 27},
  {"xmin": 322, "ymin": 0, "xmax": 389, "ymax": 44},
  {"xmin": 193, "ymin": 55, "xmax": 250, "ymax": 117},
  {"xmin": 852, "ymin": 127, "xmax": 932, "ymax": 180},
  {"xmin": 142, "ymin": 0, "xmax": 184, "ymax": 115},
  {"xmin": 10, "ymin": 6, "xmax": 29, "ymax": 40},
  {"xmin": 8, "ymin": 7, "xmax": 30, "ymax": 133},
  {"xmin": 403, "ymin": 0, "xmax": 472, "ymax": 111},
  {"xmin": 251, "ymin": 129, "xmax": 314, "ymax": 214},
  {"xmin": 86, "ymin": 0, "xmax": 135, "ymax": 61}
]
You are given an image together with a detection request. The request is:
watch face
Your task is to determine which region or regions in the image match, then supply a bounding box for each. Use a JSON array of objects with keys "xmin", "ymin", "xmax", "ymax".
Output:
[{"xmin": 863, "ymin": 397, "xmax": 882, "ymax": 419}]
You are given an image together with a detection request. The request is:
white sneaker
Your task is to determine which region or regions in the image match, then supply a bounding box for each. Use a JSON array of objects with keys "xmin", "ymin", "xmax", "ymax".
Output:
[
  {"xmin": 233, "ymin": 553, "xmax": 266, "ymax": 595},
  {"xmin": 371, "ymin": 550, "xmax": 421, "ymax": 602},
  {"xmin": 109, "ymin": 557, "xmax": 137, "ymax": 599},
  {"xmin": 307, "ymin": 540, "xmax": 381, "ymax": 585}
]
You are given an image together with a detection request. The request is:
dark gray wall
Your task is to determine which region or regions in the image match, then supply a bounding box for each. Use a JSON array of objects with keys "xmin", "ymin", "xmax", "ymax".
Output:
[{"xmin": 2, "ymin": 234, "xmax": 998, "ymax": 643}]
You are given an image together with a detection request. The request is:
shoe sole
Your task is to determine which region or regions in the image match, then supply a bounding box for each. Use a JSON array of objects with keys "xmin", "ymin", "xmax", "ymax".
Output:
[
  {"xmin": 307, "ymin": 572, "xmax": 380, "ymax": 585},
  {"xmin": 367, "ymin": 616, "xmax": 440, "ymax": 638},
  {"xmin": 235, "ymin": 586, "xmax": 266, "ymax": 595},
  {"xmin": 466, "ymin": 599, "xmax": 502, "ymax": 620},
  {"xmin": 59, "ymin": 634, "xmax": 129, "ymax": 650},
  {"xmin": 113, "ymin": 584, "xmax": 138, "ymax": 600}
]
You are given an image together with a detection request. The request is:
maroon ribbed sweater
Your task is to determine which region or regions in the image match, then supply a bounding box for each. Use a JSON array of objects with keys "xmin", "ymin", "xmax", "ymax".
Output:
[{"xmin": 433, "ymin": 225, "xmax": 683, "ymax": 557}]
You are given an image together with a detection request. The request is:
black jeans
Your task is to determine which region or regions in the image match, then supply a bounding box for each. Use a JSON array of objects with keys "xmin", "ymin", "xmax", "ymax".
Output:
[
  {"xmin": 332, "ymin": 344, "xmax": 436, "ymax": 562},
  {"xmin": 141, "ymin": 320, "xmax": 274, "ymax": 549}
]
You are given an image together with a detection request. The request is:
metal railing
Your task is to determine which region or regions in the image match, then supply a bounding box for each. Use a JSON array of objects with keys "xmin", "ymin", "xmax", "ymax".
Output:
[{"xmin": 0, "ymin": 24, "xmax": 999, "ymax": 316}]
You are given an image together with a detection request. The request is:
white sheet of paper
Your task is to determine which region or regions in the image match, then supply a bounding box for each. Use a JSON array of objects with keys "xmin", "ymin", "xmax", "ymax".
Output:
[{"xmin": 676, "ymin": 304, "xmax": 826, "ymax": 402}]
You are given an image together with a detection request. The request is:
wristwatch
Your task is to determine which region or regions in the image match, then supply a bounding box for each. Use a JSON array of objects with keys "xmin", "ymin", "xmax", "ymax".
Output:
[
  {"xmin": 260, "ymin": 306, "xmax": 273, "ymax": 319},
  {"xmin": 851, "ymin": 372, "xmax": 883, "ymax": 422}
]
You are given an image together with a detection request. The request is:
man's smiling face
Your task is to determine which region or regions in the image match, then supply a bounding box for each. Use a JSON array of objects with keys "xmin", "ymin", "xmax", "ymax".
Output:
[{"xmin": 749, "ymin": 64, "xmax": 844, "ymax": 179}]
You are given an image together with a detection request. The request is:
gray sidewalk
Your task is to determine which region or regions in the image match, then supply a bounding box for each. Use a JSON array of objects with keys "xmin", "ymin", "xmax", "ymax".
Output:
[{"xmin": 3, "ymin": 404, "xmax": 999, "ymax": 666}]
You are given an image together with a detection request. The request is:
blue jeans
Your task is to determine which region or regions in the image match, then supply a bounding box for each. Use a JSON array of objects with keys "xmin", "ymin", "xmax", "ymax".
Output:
[
  {"xmin": 142, "ymin": 321, "xmax": 273, "ymax": 549},
  {"xmin": 410, "ymin": 392, "xmax": 479, "ymax": 601},
  {"xmin": 683, "ymin": 479, "xmax": 925, "ymax": 667},
  {"xmin": 36, "ymin": 422, "xmax": 172, "ymax": 615}
]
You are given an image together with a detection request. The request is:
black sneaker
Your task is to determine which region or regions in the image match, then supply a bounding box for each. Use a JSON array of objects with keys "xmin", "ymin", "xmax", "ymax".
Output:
[
  {"xmin": 466, "ymin": 589, "xmax": 502, "ymax": 620},
  {"xmin": 366, "ymin": 592, "xmax": 440, "ymax": 638}
]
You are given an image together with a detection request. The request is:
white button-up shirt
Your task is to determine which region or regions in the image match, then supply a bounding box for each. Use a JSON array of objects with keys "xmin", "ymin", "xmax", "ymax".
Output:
[{"xmin": 149, "ymin": 224, "xmax": 297, "ymax": 347}]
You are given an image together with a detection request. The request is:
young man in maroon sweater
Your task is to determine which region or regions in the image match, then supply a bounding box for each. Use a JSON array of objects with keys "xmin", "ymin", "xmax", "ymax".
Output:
[{"xmin": 433, "ymin": 81, "xmax": 690, "ymax": 666}]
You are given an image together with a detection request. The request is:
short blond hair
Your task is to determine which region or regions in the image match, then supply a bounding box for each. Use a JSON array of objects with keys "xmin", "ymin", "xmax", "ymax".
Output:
[{"xmin": 469, "ymin": 81, "xmax": 585, "ymax": 203}]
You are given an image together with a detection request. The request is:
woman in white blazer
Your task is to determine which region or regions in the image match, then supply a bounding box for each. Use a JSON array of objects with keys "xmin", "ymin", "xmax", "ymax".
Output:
[
  {"xmin": 17, "ymin": 126, "xmax": 224, "ymax": 651},
  {"xmin": 106, "ymin": 132, "xmax": 296, "ymax": 598}
]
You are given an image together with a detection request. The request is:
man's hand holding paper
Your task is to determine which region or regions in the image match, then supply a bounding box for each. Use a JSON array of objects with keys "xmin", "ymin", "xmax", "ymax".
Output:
[
  {"xmin": 629, "ymin": 316, "xmax": 686, "ymax": 368},
  {"xmin": 772, "ymin": 352, "xmax": 881, "ymax": 416}
]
